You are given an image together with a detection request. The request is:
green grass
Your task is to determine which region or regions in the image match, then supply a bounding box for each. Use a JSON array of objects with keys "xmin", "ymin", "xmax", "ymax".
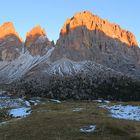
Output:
[{"xmin": 0, "ymin": 101, "xmax": 140, "ymax": 140}]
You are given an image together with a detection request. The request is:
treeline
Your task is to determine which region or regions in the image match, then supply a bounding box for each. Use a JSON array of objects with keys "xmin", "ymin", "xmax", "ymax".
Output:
[{"xmin": 11, "ymin": 74, "xmax": 140, "ymax": 101}]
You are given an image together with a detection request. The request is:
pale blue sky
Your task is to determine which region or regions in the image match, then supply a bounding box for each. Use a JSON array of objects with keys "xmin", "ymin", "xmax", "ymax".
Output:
[{"xmin": 0, "ymin": 0, "xmax": 139, "ymax": 45}]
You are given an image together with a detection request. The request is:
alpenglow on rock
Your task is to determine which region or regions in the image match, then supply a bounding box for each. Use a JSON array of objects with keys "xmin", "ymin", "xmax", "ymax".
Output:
[
  {"xmin": 60, "ymin": 11, "xmax": 138, "ymax": 47},
  {"xmin": 0, "ymin": 22, "xmax": 23, "ymax": 61},
  {"xmin": 0, "ymin": 11, "xmax": 140, "ymax": 100},
  {"xmin": 25, "ymin": 26, "xmax": 52, "ymax": 56},
  {"xmin": 51, "ymin": 11, "xmax": 140, "ymax": 77},
  {"xmin": 0, "ymin": 11, "xmax": 140, "ymax": 85}
]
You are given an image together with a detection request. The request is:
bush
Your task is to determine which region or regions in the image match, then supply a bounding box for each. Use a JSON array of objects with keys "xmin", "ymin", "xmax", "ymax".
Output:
[{"xmin": 11, "ymin": 74, "xmax": 140, "ymax": 101}]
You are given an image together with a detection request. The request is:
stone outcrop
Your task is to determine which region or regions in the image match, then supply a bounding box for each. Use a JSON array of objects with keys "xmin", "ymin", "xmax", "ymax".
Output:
[
  {"xmin": 0, "ymin": 22, "xmax": 23, "ymax": 61},
  {"xmin": 25, "ymin": 26, "xmax": 52, "ymax": 56},
  {"xmin": 51, "ymin": 11, "xmax": 140, "ymax": 77}
]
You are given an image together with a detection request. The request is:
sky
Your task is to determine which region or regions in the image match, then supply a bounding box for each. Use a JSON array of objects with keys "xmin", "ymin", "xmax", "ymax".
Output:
[{"xmin": 0, "ymin": 0, "xmax": 140, "ymax": 45}]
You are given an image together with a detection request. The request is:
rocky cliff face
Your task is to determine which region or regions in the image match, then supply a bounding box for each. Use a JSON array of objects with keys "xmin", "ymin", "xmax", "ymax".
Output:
[
  {"xmin": 51, "ymin": 11, "xmax": 140, "ymax": 77},
  {"xmin": 0, "ymin": 11, "xmax": 140, "ymax": 100},
  {"xmin": 25, "ymin": 26, "xmax": 53, "ymax": 56},
  {"xmin": 60, "ymin": 11, "xmax": 138, "ymax": 47},
  {"xmin": 0, "ymin": 11, "xmax": 140, "ymax": 84},
  {"xmin": 0, "ymin": 22, "xmax": 23, "ymax": 61}
]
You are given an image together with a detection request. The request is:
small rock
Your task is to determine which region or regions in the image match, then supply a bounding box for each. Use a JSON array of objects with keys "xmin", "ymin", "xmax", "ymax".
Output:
[
  {"xmin": 72, "ymin": 108, "xmax": 83, "ymax": 112},
  {"xmin": 94, "ymin": 100, "xmax": 110, "ymax": 103},
  {"xmin": 80, "ymin": 125, "xmax": 96, "ymax": 133},
  {"xmin": 25, "ymin": 101, "xmax": 31, "ymax": 107},
  {"xmin": 49, "ymin": 99, "xmax": 61, "ymax": 103}
]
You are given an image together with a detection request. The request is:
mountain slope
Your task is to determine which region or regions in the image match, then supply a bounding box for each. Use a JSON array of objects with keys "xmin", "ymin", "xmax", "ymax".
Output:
[
  {"xmin": 0, "ymin": 47, "xmax": 54, "ymax": 84},
  {"xmin": 51, "ymin": 11, "xmax": 140, "ymax": 78}
]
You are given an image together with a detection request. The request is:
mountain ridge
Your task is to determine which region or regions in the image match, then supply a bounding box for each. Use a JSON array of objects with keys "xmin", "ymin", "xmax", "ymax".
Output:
[
  {"xmin": 25, "ymin": 26, "xmax": 53, "ymax": 56},
  {"xmin": 0, "ymin": 11, "xmax": 140, "ymax": 85},
  {"xmin": 60, "ymin": 11, "xmax": 138, "ymax": 47}
]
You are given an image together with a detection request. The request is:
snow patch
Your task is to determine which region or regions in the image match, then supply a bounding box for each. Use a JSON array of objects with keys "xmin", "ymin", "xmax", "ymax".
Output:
[
  {"xmin": 95, "ymin": 100, "xmax": 111, "ymax": 103},
  {"xmin": 46, "ymin": 58, "xmax": 85, "ymax": 76},
  {"xmin": 80, "ymin": 125, "xmax": 96, "ymax": 133},
  {"xmin": 9, "ymin": 107, "xmax": 31, "ymax": 118},
  {"xmin": 49, "ymin": 99, "xmax": 61, "ymax": 103},
  {"xmin": 100, "ymin": 105, "xmax": 140, "ymax": 121},
  {"xmin": 0, "ymin": 97, "xmax": 25, "ymax": 109},
  {"xmin": 45, "ymin": 58, "xmax": 121, "ymax": 78},
  {"xmin": 0, "ymin": 47, "xmax": 54, "ymax": 83},
  {"xmin": 25, "ymin": 101, "xmax": 31, "ymax": 107}
]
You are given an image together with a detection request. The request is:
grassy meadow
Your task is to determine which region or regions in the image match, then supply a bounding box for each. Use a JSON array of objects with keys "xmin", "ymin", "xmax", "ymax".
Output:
[{"xmin": 0, "ymin": 101, "xmax": 140, "ymax": 140}]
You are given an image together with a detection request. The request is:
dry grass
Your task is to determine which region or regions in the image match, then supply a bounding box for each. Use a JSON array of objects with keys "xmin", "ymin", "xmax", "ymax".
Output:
[
  {"xmin": 0, "ymin": 101, "xmax": 140, "ymax": 140},
  {"xmin": 0, "ymin": 108, "xmax": 11, "ymax": 122}
]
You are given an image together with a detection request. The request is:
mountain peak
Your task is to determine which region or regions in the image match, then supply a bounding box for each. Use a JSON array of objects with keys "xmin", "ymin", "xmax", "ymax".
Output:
[
  {"xmin": 25, "ymin": 26, "xmax": 52, "ymax": 56},
  {"xmin": 0, "ymin": 22, "xmax": 23, "ymax": 61},
  {"xmin": 1, "ymin": 22, "xmax": 14, "ymax": 28},
  {"xmin": 26, "ymin": 26, "xmax": 46, "ymax": 39},
  {"xmin": 73, "ymin": 11, "xmax": 93, "ymax": 19},
  {"xmin": 60, "ymin": 11, "xmax": 138, "ymax": 47},
  {"xmin": 0, "ymin": 22, "xmax": 20, "ymax": 38},
  {"xmin": 25, "ymin": 26, "xmax": 47, "ymax": 48}
]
